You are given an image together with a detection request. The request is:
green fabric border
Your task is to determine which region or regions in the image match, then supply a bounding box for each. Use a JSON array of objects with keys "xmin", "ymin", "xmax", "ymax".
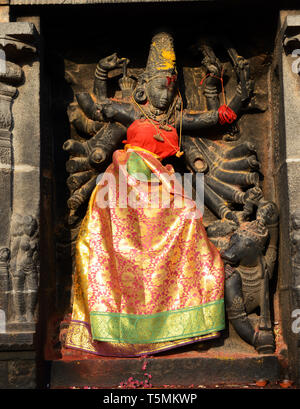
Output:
[{"xmin": 90, "ymin": 299, "xmax": 225, "ymax": 344}]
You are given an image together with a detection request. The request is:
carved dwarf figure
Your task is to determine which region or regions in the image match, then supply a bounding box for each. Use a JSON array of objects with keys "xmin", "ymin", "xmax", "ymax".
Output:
[{"xmin": 221, "ymin": 199, "xmax": 279, "ymax": 353}]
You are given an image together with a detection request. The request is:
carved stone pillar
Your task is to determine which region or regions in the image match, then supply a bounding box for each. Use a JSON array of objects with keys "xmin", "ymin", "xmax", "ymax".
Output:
[
  {"xmin": 0, "ymin": 247, "xmax": 10, "ymax": 333},
  {"xmin": 276, "ymin": 11, "xmax": 300, "ymax": 384},
  {"xmin": 0, "ymin": 21, "xmax": 40, "ymax": 389},
  {"xmin": 0, "ymin": 85, "xmax": 16, "ymax": 250}
]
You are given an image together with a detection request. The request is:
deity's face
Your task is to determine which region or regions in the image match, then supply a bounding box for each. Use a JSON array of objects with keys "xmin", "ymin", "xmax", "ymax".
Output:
[{"xmin": 146, "ymin": 74, "xmax": 177, "ymax": 111}]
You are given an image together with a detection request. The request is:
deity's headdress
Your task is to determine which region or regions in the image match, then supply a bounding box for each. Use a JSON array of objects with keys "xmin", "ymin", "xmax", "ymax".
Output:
[
  {"xmin": 144, "ymin": 32, "xmax": 177, "ymax": 79},
  {"xmin": 132, "ymin": 31, "xmax": 183, "ymax": 155},
  {"xmin": 133, "ymin": 32, "xmax": 177, "ymax": 104}
]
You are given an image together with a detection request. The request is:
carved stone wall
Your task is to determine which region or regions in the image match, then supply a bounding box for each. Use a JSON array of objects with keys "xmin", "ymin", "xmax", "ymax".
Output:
[
  {"xmin": 275, "ymin": 11, "xmax": 300, "ymax": 384},
  {"xmin": 36, "ymin": 4, "xmax": 285, "ymax": 386},
  {"xmin": 0, "ymin": 0, "xmax": 298, "ymax": 388},
  {"xmin": 0, "ymin": 20, "xmax": 40, "ymax": 389}
]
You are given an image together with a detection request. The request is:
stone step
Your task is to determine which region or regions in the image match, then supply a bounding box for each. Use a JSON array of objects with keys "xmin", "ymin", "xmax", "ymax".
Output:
[
  {"xmin": 49, "ymin": 335, "xmax": 284, "ymax": 388},
  {"xmin": 50, "ymin": 351, "xmax": 281, "ymax": 389},
  {"xmin": 47, "ymin": 309, "xmax": 287, "ymax": 389}
]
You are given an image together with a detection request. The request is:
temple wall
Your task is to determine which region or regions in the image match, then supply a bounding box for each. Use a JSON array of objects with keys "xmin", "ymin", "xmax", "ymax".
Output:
[{"xmin": 0, "ymin": 1, "xmax": 299, "ymax": 389}]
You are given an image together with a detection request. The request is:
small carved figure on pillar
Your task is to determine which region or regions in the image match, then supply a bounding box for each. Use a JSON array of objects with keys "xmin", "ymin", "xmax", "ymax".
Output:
[{"xmin": 10, "ymin": 215, "xmax": 39, "ymax": 324}]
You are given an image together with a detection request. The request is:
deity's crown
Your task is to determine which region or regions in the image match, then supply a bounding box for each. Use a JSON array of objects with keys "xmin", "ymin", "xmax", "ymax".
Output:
[{"xmin": 144, "ymin": 32, "xmax": 177, "ymax": 79}]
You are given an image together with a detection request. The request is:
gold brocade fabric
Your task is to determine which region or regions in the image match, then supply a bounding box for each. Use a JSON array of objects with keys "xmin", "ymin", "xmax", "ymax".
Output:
[
  {"xmin": 65, "ymin": 147, "xmax": 225, "ymax": 357},
  {"xmin": 65, "ymin": 320, "xmax": 221, "ymax": 357}
]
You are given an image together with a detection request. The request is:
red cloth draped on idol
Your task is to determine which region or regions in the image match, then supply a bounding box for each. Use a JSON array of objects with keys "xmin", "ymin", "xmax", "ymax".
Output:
[{"xmin": 63, "ymin": 32, "xmax": 264, "ymax": 357}]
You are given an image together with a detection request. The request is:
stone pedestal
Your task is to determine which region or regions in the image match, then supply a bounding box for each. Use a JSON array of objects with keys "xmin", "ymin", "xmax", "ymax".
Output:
[{"xmin": 50, "ymin": 323, "xmax": 283, "ymax": 388}]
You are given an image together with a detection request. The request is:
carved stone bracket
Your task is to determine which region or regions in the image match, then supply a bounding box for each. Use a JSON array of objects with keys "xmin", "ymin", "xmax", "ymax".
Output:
[{"xmin": 282, "ymin": 15, "xmax": 300, "ymax": 53}]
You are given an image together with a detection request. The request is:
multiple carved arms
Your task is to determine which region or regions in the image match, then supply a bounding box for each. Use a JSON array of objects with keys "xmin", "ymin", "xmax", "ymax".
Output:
[
  {"xmin": 73, "ymin": 43, "xmax": 254, "ymax": 135},
  {"xmin": 63, "ymin": 39, "xmax": 279, "ymax": 356}
]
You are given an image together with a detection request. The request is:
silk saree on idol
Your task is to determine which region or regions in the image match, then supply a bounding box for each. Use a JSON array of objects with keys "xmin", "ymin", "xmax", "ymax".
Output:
[{"xmin": 65, "ymin": 119, "xmax": 225, "ymax": 357}]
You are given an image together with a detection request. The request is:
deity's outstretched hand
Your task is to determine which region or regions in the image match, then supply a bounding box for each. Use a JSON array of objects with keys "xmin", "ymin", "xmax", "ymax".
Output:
[
  {"xmin": 99, "ymin": 99, "xmax": 117, "ymax": 120},
  {"xmin": 97, "ymin": 53, "xmax": 128, "ymax": 71},
  {"xmin": 232, "ymin": 55, "xmax": 254, "ymax": 100},
  {"xmin": 201, "ymin": 53, "xmax": 223, "ymax": 88}
]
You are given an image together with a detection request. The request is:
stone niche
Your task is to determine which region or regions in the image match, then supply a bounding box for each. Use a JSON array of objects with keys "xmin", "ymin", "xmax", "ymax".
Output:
[{"xmin": 0, "ymin": 1, "xmax": 299, "ymax": 388}]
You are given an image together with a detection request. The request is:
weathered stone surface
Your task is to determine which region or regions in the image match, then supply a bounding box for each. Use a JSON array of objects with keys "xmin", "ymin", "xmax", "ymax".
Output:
[
  {"xmin": 0, "ymin": 360, "xmax": 8, "ymax": 388},
  {"xmin": 12, "ymin": 169, "xmax": 40, "ymax": 214},
  {"xmin": 0, "ymin": 332, "xmax": 35, "ymax": 350},
  {"xmin": 0, "ymin": 21, "xmax": 37, "ymax": 36},
  {"xmin": 275, "ymin": 10, "xmax": 300, "ymax": 384},
  {"xmin": 0, "ymin": 20, "xmax": 40, "ymax": 389},
  {"xmin": 51, "ymin": 353, "xmax": 281, "ymax": 388},
  {"xmin": 0, "ymin": 350, "xmax": 36, "ymax": 388},
  {"xmin": 0, "ymin": 163, "xmax": 11, "ymax": 247},
  {"xmin": 7, "ymin": 359, "xmax": 36, "ymax": 388}
]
